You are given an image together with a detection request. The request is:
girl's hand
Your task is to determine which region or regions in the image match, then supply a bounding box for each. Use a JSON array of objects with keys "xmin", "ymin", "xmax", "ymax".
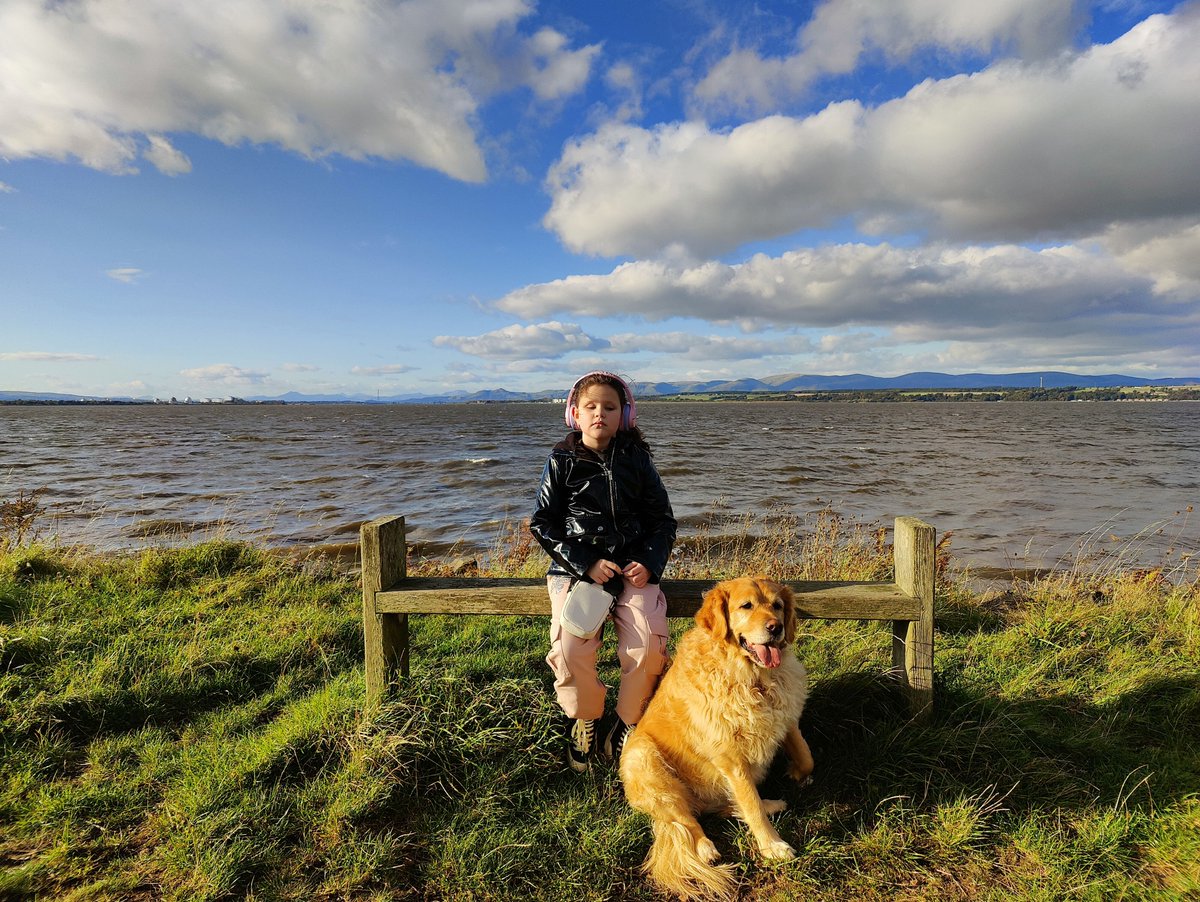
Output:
[
  {"xmin": 623, "ymin": 561, "xmax": 649, "ymax": 588},
  {"xmin": 587, "ymin": 559, "xmax": 621, "ymax": 585}
]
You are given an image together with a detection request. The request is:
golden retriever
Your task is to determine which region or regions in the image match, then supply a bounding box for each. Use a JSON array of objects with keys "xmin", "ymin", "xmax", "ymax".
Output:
[{"xmin": 619, "ymin": 577, "xmax": 813, "ymax": 899}]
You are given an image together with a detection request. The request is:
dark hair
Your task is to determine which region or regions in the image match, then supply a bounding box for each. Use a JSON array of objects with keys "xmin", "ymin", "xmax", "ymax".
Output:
[{"xmin": 572, "ymin": 372, "xmax": 652, "ymax": 453}]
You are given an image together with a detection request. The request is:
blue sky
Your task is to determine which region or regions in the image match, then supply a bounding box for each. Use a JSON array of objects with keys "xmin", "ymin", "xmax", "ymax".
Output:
[{"xmin": 2, "ymin": 0, "xmax": 1198, "ymax": 399}]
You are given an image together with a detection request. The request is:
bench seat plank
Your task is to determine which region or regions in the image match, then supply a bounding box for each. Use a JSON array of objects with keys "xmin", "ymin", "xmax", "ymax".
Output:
[{"xmin": 375, "ymin": 577, "xmax": 920, "ymax": 621}]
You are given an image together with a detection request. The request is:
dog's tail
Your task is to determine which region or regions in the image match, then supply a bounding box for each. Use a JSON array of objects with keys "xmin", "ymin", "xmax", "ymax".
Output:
[{"xmin": 643, "ymin": 820, "xmax": 738, "ymax": 900}]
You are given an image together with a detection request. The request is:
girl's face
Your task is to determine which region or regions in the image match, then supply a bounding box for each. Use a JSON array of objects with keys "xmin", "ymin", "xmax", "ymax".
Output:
[{"xmin": 572, "ymin": 384, "xmax": 622, "ymax": 450}]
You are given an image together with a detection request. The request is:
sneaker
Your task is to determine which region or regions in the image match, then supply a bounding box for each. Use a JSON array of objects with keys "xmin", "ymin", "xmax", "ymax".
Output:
[
  {"xmin": 567, "ymin": 718, "xmax": 595, "ymax": 772},
  {"xmin": 604, "ymin": 718, "xmax": 634, "ymax": 762}
]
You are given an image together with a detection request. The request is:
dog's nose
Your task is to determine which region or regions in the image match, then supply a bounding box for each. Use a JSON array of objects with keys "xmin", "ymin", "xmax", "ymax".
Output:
[{"xmin": 766, "ymin": 619, "xmax": 783, "ymax": 638}]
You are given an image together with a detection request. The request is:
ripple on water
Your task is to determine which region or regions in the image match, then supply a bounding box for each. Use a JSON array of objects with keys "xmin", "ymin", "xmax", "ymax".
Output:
[{"xmin": 2, "ymin": 400, "xmax": 1196, "ymax": 569}]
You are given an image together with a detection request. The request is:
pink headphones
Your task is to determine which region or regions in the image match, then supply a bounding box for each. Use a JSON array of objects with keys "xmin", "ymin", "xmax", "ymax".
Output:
[{"xmin": 564, "ymin": 371, "xmax": 638, "ymax": 431}]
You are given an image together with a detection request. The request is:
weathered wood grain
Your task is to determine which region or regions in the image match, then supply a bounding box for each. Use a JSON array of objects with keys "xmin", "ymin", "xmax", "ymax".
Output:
[
  {"xmin": 360, "ymin": 515, "xmax": 409, "ymax": 706},
  {"xmin": 375, "ymin": 578, "xmax": 921, "ymax": 621},
  {"xmin": 892, "ymin": 516, "xmax": 936, "ymax": 720}
]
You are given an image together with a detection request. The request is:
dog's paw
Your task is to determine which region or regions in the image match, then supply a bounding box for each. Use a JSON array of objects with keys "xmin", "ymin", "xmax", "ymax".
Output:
[
  {"xmin": 696, "ymin": 837, "xmax": 721, "ymax": 864},
  {"xmin": 762, "ymin": 799, "xmax": 788, "ymax": 816},
  {"xmin": 761, "ymin": 839, "xmax": 797, "ymax": 861},
  {"xmin": 788, "ymin": 765, "xmax": 814, "ymax": 785}
]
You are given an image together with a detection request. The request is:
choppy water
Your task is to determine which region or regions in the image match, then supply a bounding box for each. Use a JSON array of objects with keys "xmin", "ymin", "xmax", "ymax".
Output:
[{"xmin": 2, "ymin": 401, "xmax": 1197, "ymax": 571}]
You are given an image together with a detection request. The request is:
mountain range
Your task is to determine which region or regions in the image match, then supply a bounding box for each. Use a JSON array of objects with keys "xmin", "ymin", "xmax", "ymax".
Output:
[{"xmin": 3, "ymin": 371, "xmax": 1197, "ymax": 404}]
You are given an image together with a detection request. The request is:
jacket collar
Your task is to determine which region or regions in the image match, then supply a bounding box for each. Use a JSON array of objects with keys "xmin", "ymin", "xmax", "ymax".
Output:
[{"xmin": 556, "ymin": 430, "xmax": 628, "ymax": 460}]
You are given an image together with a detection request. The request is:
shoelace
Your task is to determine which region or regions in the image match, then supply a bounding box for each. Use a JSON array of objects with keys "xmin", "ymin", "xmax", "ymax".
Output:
[
  {"xmin": 571, "ymin": 718, "xmax": 595, "ymax": 753},
  {"xmin": 613, "ymin": 722, "xmax": 633, "ymax": 758}
]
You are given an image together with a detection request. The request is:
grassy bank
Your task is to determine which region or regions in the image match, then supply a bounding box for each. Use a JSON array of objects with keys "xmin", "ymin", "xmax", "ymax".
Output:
[{"xmin": 1, "ymin": 516, "xmax": 1198, "ymax": 900}]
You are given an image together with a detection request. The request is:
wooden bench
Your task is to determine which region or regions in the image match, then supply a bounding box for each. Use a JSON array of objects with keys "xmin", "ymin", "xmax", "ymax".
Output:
[{"xmin": 361, "ymin": 515, "xmax": 936, "ymax": 719}]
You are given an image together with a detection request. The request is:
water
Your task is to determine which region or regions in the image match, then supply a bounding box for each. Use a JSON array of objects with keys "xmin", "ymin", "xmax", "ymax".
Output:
[{"xmin": 2, "ymin": 401, "xmax": 1197, "ymax": 571}]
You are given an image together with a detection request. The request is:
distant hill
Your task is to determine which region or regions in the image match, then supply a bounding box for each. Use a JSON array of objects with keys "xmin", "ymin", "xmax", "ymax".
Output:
[
  {"xmin": 5, "ymin": 371, "xmax": 1197, "ymax": 404},
  {"xmin": 627, "ymin": 371, "xmax": 1199, "ymax": 396},
  {"xmin": 250, "ymin": 371, "xmax": 1198, "ymax": 402},
  {"xmin": 0, "ymin": 390, "xmax": 137, "ymax": 402}
]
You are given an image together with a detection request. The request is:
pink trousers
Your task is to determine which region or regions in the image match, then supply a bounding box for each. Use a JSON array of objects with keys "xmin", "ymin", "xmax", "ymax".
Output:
[{"xmin": 545, "ymin": 575, "xmax": 669, "ymax": 725}]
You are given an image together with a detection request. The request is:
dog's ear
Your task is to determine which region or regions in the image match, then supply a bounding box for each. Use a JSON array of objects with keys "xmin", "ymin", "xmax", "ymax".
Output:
[
  {"xmin": 696, "ymin": 583, "xmax": 730, "ymax": 641},
  {"xmin": 779, "ymin": 583, "xmax": 797, "ymax": 644}
]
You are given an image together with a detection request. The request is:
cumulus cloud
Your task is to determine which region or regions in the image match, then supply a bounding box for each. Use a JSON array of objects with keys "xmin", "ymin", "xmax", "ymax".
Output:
[
  {"xmin": 0, "ymin": 0, "xmax": 598, "ymax": 181},
  {"xmin": 0, "ymin": 351, "xmax": 101, "ymax": 362},
  {"xmin": 546, "ymin": 7, "xmax": 1200, "ymax": 258},
  {"xmin": 434, "ymin": 320, "xmax": 608, "ymax": 359},
  {"xmin": 694, "ymin": 0, "xmax": 1083, "ymax": 113},
  {"xmin": 1092, "ymin": 218, "xmax": 1200, "ymax": 299},
  {"xmin": 494, "ymin": 240, "xmax": 1200, "ymax": 367},
  {"xmin": 179, "ymin": 363, "xmax": 269, "ymax": 384},
  {"xmin": 281, "ymin": 362, "xmax": 320, "ymax": 372},
  {"xmin": 545, "ymin": 108, "xmax": 864, "ymax": 257},
  {"xmin": 105, "ymin": 267, "xmax": 144, "ymax": 284}
]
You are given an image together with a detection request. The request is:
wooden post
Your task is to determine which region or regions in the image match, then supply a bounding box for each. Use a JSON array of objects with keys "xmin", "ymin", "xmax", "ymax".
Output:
[
  {"xmin": 892, "ymin": 516, "xmax": 935, "ymax": 720},
  {"xmin": 361, "ymin": 515, "xmax": 409, "ymax": 706}
]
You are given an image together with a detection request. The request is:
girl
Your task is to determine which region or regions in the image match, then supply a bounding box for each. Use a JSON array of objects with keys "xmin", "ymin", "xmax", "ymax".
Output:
[{"xmin": 529, "ymin": 371, "xmax": 677, "ymax": 772}]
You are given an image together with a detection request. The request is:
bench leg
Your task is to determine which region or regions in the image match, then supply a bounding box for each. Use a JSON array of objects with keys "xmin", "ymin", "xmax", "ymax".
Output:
[
  {"xmin": 892, "ymin": 618, "xmax": 933, "ymax": 719},
  {"xmin": 893, "ymin": 517, "xmax": 935, "ymax": 721},
  {"xmin": 361, "ymin": 515, "xmax": 409, "ymax": 706}
]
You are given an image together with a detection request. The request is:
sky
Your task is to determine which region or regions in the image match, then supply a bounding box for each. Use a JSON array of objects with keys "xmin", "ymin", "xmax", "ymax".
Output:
[{"xmin": 2, "ymin": 0, "xmax": 1198, "ymax": 400}]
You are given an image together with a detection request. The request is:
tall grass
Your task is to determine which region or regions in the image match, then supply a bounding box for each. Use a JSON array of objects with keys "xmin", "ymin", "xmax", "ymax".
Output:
[
  {"xmin": 1, "ymin": 500, "xmax": 1197, "ymax": 900},
  {"xmin": 1048, "ymin": 505, "xmax": 1197, "ymax": 589},
  {"xmin": 668, "ymin": 507, "xmax": 893, "ymax": 582}
]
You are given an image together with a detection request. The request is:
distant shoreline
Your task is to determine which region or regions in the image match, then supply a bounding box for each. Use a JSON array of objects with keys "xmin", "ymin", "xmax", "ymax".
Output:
[
  {"xmin": 652, "ymin": 385, "xmax": 1200, "ymax": 402},
  {"xmin": 4, "ymin": 385, "xmax": 1199, "ymax": 406},
  {"xmin": 0, "ymin": 398, "xmax": 286, "ymax": 406}
]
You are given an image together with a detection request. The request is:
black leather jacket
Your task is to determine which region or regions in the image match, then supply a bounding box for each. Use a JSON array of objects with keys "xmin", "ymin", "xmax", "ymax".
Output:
[{"xmin": 529, "ymin": 431, "xmax": 676, "ymax": 585}]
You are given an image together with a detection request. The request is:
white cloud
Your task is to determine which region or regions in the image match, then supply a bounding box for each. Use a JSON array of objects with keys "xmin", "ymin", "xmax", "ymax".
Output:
[
  {"xmin": 105, "ymin": 267, "xmax": 144, "ymax": 284},
  {"xmin": 281, "ymin": 362, "xmax": 320, "ymax": 372},
  {"xmin": 694, "ymin": 0, "xmax": 1083, "ymax": 113},
  {"xmin": 546, "ymin": 7, "xmax": 1200, "ymax": 258},
  {"xmin": 498, "ymin": 242, "xmax": 1156, "ymax": 328},
  {"xmin": 437, "ymin": 326, "xmax": 814, "ymax": 366},
  {"xmin": 0, "ymin": 351, "xmax": 101, "ymax": 362},
  {"xmin": 434, "ymin": 320, "xmax": 608, "ymax": 359},
  {"xmin": 927, "ymin": 332, "xmax": 1200, "ymax": 376},
  {"xmin": 0, "ymin": 181, "xmax": 15, "ymax": 193},
  {"xmin": 606, "ymin": 331, "xmax": 815, "ymax": 360},
  {"xmin": 0, "ymin": 0, "xmax": 597, "ymax": 182},
  {"xmin": 545, "ymin": 108, "xmax": 864, "ymax": 257},
  {"xmin": 1092, "ymin": 218, "xmax": 1200, "ymax": 299},
  {"xmin": 523, "ymin": 27, "xmax": 602, "ymax": 100},
  {"xmin": 142, "ymin": 135, "xmax": 191, "ymax": 175},
  {"xmin": 494, "ymin": 239, "xmax": 1200, "ymax": 370},
  {"xmin": 489, "ymin": 358, "xmax": 587, "ymax": 375},
  {"xmin": 351, "ymin": 364, "xmax": 416, "ymax": 376},
  {"xmin": 179, "ymin": 363, "xmax": 269, "ymax": 384},
  {"xmin": 602, "ymin": 61, "xmax": 644, "ymax": 122}
]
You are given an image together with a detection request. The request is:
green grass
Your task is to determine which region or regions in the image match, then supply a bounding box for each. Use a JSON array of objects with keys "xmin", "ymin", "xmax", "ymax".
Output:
[{"xmin": 1, "ymin": 519, "xmax": 1198, "ymax": 900}]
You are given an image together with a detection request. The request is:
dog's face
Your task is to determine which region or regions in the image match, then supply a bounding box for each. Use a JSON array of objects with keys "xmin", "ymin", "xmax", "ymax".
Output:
[{"xmin": 696, "ymin": 577, "xmax": 797, "ymax": 669}]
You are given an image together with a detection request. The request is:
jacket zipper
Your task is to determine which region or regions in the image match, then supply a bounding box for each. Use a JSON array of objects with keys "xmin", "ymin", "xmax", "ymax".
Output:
[{"xmin": 600, "ymin": 449, "xmax": 623, "ymax": 556}]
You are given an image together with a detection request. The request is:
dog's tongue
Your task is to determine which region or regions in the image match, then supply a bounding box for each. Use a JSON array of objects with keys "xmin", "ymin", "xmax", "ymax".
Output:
[{"xmin": 750, "ymin": 643, "xmax": 782, "ymax": 668}]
